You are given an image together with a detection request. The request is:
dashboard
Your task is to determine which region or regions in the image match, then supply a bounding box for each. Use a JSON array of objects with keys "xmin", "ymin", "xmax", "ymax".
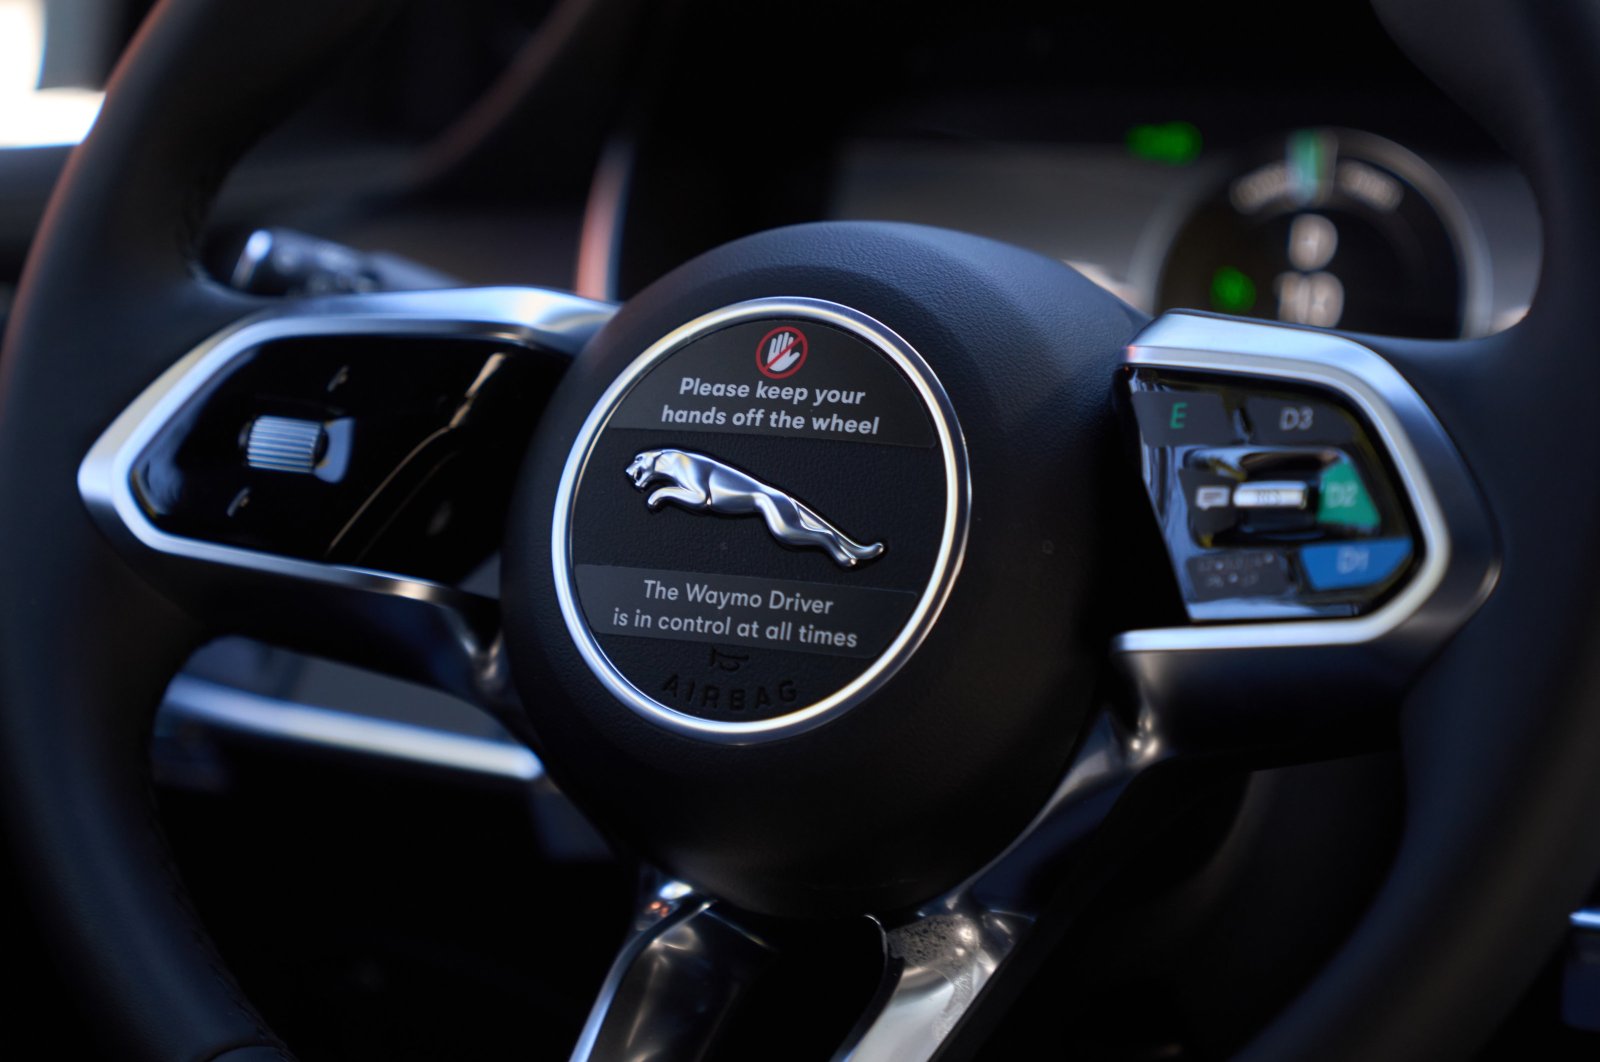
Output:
[
  {"xmin": 832, "ymin": 126, "xmax": 1535, "ymax": 337},
  {"xmin": 578, "ymin": 3, "xmax": 1541, "ymax": 357}
]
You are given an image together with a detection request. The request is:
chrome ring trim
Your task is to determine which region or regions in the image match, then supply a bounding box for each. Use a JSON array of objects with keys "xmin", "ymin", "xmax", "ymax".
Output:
[
  {"xmin": 552, "ymin": 296, "xmax": 971, "ymax": 744},
  {"xmin": 1114, "ymin": 312, "xmax": 1489, "ymax": 653},
  {"xmin": 78, "ymin": 287, "xmax": 615, "ymax": 610},
  {"xmin": 161, "ymin": 675, "xmax": 543, "ymax": 782}
]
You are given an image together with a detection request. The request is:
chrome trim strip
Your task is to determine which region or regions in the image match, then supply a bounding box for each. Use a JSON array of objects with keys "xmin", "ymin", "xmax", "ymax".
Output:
[
  {"xmin": 838, "ymin": 903, "xmax": 1025, "ymax": 1062},
  {"xmin": 161, "ymin": 675, "xmax": 543, "ymax": 782},
  {"xmin": 550, "ymin": 296, "xmax": 972, "ymax": 744},
  {"xmin": 569, "ymin": 888, "xmax": 709, "ymax": 1062},
  {"xmin": 568, "ymin": 876, "xmax": 776, "ymax": 1062},
  {"xmin": 1114, "ymin": 312, "xmax": 1489, "ymax": 653},
  {"xmin": 1571, "ymin": 910, "xmax": 1600, "ymax": 932}
]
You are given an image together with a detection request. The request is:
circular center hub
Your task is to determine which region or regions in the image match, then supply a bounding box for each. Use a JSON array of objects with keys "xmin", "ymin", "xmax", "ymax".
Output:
[{"xmin": 551, "ymin": 297, "xmax": 969, "ymax": 741}]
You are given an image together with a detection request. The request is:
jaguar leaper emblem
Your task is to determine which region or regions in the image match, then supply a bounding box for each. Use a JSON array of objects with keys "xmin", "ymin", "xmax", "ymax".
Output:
[{"xmin": 625, "ymin": 448, "xmax": 885, "ymax": 569}]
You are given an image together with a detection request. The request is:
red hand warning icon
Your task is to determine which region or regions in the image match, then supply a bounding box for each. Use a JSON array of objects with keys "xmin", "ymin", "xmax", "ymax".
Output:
[{"xmin": 755, "ymin": 326, "xmax": 808, "ymax": 379}]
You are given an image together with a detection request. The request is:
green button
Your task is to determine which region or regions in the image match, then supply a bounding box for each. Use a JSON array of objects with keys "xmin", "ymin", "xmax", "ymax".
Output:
[{"xmin": 1317, "ymin": 461, "xmax": 1379, "ymax": 530}]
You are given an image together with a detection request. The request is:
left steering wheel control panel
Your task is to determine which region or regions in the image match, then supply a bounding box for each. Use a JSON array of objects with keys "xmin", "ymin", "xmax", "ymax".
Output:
[
  {"xmin": 80, "ymin": 289, "xmax": 613, "ymax": 610},
  {"xmin": 1127, "ymin": 367, "xmax": 1418, "ymax": 621},
  {"xmin": 128, "ymin": 334, "xmax": 546, "ymax": 583}
]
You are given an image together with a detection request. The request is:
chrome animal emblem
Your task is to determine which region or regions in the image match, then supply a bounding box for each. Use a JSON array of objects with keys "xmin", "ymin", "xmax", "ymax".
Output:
[{"xmin": 625, "ymin": 449, "xmax": 885, "ymax": 568}]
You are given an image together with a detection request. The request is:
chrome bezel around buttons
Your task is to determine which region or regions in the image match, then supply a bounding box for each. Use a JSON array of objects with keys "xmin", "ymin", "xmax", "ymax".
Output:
[
  {"xmin": 551, "ymin": 296, "xmax": 971, "ymax": 744},
  {"xmin": 1116, "ymin": 311, "xmax": 1497, "ymax": 653}
]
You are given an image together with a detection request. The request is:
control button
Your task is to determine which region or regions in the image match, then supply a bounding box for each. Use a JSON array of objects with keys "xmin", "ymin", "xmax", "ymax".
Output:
[
  {"xmin": 1300, "ymin": 537, "xmax": 1412, "ymax": 591},
  {"xmin": 1245, "ymin": 396, "xmax": 1355, "ymax": 445},
  {"xmin": 1179, "ymin": 468, "xmax": 1237, "ymax": 541},
  {"xmin": 1185, "ymin": 550, "xmax": 1291, "ymax": 601},
  {"xmin": 244, "ymin": 416, "xmax": 325, "ymax": 475},
  {"xmin": 1131, "ymin": 391, "xmax": 1235, "ymax": 446},
  {"xmin": 1317, "ymin": 460, "xmax": 1380, "ymax": 530},
  {"xmin": 1233, "ymin": 480, "xmax": 1309, "ymax": 510}
]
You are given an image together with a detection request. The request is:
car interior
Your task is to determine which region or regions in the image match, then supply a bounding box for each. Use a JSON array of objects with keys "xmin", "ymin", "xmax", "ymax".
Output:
[{"xmin": 3, "ymin": 0, "xmax": 1600, "ymax": 1059}]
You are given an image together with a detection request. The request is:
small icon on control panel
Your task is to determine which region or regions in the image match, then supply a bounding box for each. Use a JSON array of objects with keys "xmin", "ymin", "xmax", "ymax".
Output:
[
  {"xmin": 1185, "ymin": 550, "xmax": 1291, "ymax": 601},
  {"xmin": 1195, "ymin": 485, "xmax": 1232, "ymax": 510},
  {"xmin": 1335, "ymin": 546, "xmax": 1370, "ymax": 576},
  {"xmin": 1245, "ymin": 397, "xmax": 1355, "ymax": 445},
  {"xmin": 1131, "ymin": 392, "xmax": 1235, "ymax": 446},
  {"xmin": 1277, "ymin": 405, "xmax": 1315, "ymax": 432}
]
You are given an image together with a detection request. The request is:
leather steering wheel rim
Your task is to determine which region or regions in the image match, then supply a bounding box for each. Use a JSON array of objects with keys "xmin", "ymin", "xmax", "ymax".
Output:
[{"xmin": 3, "ymin": 1, "xmax": 1600, "ymax": 1059}]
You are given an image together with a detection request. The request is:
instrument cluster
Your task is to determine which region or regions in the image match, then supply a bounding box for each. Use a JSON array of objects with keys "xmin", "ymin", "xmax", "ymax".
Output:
[{"xmin": 1156, "ymin": 128, "xmax": 1487, "ymax": 338}]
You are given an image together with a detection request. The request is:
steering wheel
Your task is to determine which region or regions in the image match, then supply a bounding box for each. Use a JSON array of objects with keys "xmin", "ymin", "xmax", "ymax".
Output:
[{"xmin": 5, "ymin": 0, "xmax": 1600, "ymax": 1058}]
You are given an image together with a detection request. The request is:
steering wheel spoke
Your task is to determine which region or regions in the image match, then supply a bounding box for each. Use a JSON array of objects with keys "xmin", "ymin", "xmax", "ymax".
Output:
[
  {"xmin": 1112, "ymin": 311, "xmax": 1497, "ymax": 759},
  {"xmin": 572, "ymin": 872, "xmax": 1031, "ymax": 1062},
  {"xmin": 569, "ymin": 711, "xmax": 1150, "ymax": 1062},
  {"xmin": 78, "ymin": 286, "xmax": 614, "ymax": 711},
  {"xmin": 571, "ymin": 876, "xmax": 779, "ymax": 1062}
]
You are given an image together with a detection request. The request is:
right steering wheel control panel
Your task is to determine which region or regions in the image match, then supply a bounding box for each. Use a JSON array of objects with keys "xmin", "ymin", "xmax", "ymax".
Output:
[{"xmin": 1127, "ymin": 367, "xmax": 1419, "ymax": 622}]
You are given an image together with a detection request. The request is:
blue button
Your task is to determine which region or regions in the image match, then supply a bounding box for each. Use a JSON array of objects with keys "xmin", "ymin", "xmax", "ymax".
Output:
[{"xmin": 1300, "ymin": 538, "xmax": 1413, "ymax": 591}]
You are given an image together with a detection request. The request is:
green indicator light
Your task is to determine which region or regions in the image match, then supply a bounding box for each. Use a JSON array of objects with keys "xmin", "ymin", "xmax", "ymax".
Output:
[
  {"xmin": 1127, "ymin": 121, "xmax": 1202, "ymax": 165},
  {"xmin": 1210, "ymin": 266, "xmax": 1257, "ymax": 313},
  {"xmin": 1317, "ymin": 461, "xmax": 1380, "ymax": 530},
  {"xmin": 1289, "ymin": 128, "xmax": 1332, "ymax": 204},
  {"xmin": 1169, "ymin": 401, "xmax": 1189, "ymax": 430}
]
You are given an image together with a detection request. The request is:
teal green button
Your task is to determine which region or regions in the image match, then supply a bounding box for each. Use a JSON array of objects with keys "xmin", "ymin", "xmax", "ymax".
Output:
[{"xmin": 1317, "ymin": 461, "xmax": 1379, "ymax": 530}]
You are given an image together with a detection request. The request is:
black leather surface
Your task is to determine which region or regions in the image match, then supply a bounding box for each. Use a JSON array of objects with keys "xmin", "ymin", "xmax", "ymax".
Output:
[
  {"xmin": 0, "ymin": 0, "xmax": 394, "ymax": 1059},
  {"xmin": 214, "ymin": 1050, "xmax": 304, "ymax": 1062},
  {"xmin": 1237, "ymin": 2, "xmax": 1600, "ymax": 1059}
]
